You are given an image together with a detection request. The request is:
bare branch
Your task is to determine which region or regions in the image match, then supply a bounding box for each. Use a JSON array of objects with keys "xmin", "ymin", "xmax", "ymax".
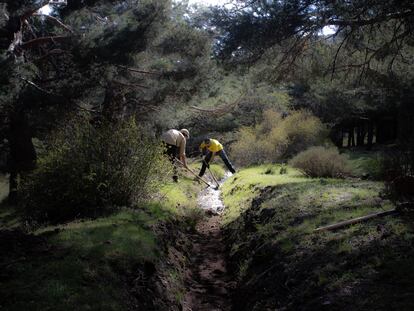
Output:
[
  {"xmin": 328, "ymin": 10, "xmax": 414, "ymax": 27},
  {"xmin": 34, "ymin": 49, "xmax": 67, "ymax": 62},
  {"xmin": 116, "ymin": 65, "xmax": 160, "ymax": 76},
  {"xmin": 20, "ymin": 35, "xmax": 70, "ymax": 49},
  {"xmin": 112, "ymin": 80, "xmax": 149, "ymax": 89},
  {"xmin": 21, "ymin": 78, "xmax": 98, "ymax": 113},
  {"xmin": 331, "ymin": 28, "xmax": 352, "ymax": 79},
  {"xmin": 21, "ymin": 77, "xmax": 53, "ymax": 95},
  {"xmin": 33, "ymin": 13, "xmax": 73, "ymax": 33}
]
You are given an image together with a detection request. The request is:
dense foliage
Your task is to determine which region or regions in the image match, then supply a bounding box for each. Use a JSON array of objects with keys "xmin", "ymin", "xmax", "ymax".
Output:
[
  {"xmin": 20, "ymin": 117, "xmax": 168, "ymax": 224},
  {"xmin": 0, "ymin": 0, "xmax": 216, "ymax": 202},
  {"xmin": 231, "ymin": 109, "xmax": 327, "ymax": 166}
]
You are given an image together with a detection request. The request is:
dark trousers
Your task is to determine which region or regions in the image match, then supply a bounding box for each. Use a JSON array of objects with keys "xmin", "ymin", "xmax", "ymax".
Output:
[
  {"xmin": 199, "ymin": 149, "xmax": 236, "ymax": 177},
  {"xmin": 164, "ymin": 143, "xmax": 178, "ymax": 178}
]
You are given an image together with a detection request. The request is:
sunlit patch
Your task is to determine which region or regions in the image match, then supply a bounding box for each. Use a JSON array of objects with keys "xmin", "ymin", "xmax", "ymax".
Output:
[
  {"xmin": 321, "ymin": 25, "xmax": 337, "ymax": 36},
  {"xmin": 38, "ymin": 4, "xmax": 52, "ymax": 15}
]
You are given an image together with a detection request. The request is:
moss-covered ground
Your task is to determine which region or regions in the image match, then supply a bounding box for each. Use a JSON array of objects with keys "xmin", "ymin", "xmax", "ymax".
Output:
[
  {"xmin": 221, "ymin": 164, "xmax": 414, "ymax": 310},
  {"xmin": 0, "ymin": 167, "xmax": 204, "ymax": 311}
]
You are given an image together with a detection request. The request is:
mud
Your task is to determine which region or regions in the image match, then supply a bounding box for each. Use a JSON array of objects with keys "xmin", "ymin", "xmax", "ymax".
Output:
[
  {"xmin": 182, "ymin": 214, "xmax": 234, "ymax": 311},
  {"xmin": 183, "ymin": 173, "xmax": 234, "ymax": 311}
]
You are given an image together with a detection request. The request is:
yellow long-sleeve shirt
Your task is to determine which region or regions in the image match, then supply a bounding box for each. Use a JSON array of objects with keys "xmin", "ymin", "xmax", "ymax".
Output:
[{"xmin": 200, "ymin": 139, "xmax": 223, "ymax": 153}]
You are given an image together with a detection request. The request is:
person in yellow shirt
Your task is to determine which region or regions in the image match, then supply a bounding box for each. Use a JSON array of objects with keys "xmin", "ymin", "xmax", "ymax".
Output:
[{"xmin": 198, "ymin": 138, "xmax": 236, "ymax": 177}]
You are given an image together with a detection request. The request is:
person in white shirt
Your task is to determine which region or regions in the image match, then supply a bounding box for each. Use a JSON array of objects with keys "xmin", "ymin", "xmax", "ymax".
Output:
[{"xmin": 161, "ymin": 128, "xmax": 190, "ymax": 182}]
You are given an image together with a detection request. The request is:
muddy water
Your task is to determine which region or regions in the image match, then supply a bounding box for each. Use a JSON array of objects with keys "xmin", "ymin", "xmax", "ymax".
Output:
[{"xmin": 197, "ymin": 172, "xmax": 232, "ymax": 214}]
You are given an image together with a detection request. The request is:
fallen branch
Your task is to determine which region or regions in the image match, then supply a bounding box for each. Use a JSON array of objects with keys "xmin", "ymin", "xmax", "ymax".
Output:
[{"xmin": 314, "ymin": 209, "xmax": 398, "ymax": 232}]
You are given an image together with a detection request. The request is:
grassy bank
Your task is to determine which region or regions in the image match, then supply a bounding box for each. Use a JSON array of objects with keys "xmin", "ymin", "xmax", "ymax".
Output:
[
  {"xmin": 221, "ymin": 164, "xmax": 414, "ymax": 310},
  {"xmin": 0, "ymin": 168, "xmax": 204, "ymax": 311},
  {"xmin": 221, "ymin": 164, "xmax": 308, "ymax": 223}
]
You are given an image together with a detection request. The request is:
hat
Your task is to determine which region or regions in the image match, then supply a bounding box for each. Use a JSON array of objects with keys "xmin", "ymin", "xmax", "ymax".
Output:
[{"xmin": 180, "ymin": 128, "xmax": 190, "ymax": 139}]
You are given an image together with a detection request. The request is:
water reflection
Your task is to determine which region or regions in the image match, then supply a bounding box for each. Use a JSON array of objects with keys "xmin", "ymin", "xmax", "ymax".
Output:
[{"xmin": 197, "ymin": 172, "xmax": 232, "ymax": 214}]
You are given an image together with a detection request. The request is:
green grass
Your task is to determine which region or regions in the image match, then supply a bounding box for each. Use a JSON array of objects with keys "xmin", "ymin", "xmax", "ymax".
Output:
[
  {"xmin": 222, "ymin": 164, "xmax": 414, "ymax": 311},
  {"xmin": 1, "ymin": 209, "xmax": 161, "ymax": 311},
  {"xmin": 0, "ymin": 169, "xmax": 204, "ymax": 311},
  {"xmin": 188, "ymin": 158, "xmax": 227, "ymax": 180},
  {"xmin": 221, "ymin": 164, "xmax": 309, "ymax": 223}
]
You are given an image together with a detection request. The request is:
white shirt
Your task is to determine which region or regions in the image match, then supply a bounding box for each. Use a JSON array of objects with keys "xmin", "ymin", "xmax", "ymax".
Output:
[{"xmin": 162, "ymin": 129, "xmax": 186, "ymax": 157}]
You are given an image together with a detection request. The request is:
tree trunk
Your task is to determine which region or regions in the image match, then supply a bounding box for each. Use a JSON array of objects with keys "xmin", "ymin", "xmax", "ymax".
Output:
[
  {"xmin": 347, "ymin": 127, "xmax": 352, "ymax": 147},
  {"xmin": 367, "ymin": 121, "xmax": 374, "ymax": 150},
  {"xmin": 7, "ymin": 110, "xmax": 37, "ymax": 203},
  {"xmin": 376, "ymin": 117, "xmax": 397, "ymax": 144},
  {"xmin": 8, "ymin": 170, "xmax": 18, "ymax": 204},
  {"xmin": 348, "ymin": 127, "xmax": 355, "ymax": 147},
  {"xmin": 356, "ymin": 122, "xmax": 366, "ymax": 147},
  {"xmin": 330, "ymin": 126, "xmax": 343, "ymax": 148},
  {"xmin": 376, "ymin": 120, "xmax": 385, "ymax": 144}
]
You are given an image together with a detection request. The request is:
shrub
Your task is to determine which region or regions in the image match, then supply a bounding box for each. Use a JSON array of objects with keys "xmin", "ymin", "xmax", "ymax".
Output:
[
  {"xmin": 289, "ymin": 146, "xmax": 350, "ymax": 178},
  {"xmin": 231, "ymin": 109, "xmax": 327, "ymax": 166},
  {"xmin": 281, "ymin": 110, "xmax": 328, "ymax": 157},
  {"xmin": 20, "ymin": 116, "xmax": 169, "ymax": 224},
  {"xmin": 229, "ymin": 126, "xmax": 271, "ymax": 166}
]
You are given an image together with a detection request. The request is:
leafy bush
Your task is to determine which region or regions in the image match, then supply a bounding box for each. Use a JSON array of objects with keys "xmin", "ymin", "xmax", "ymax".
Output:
[
  {"xmin": 230, "ymin": 126, "xmax": 271, "ymax": 166},
  {"xmin": 280, "ymin": 110, "xmax": 328, "ymax": 156},
  {"xmin": 20, "ymin": 116, "xmax": 169, "ymax": 224},
  {"xmin": 231, "ymin": 109, "xmax": 327, "ymax": 166},
  {"xmin": 289, "ymin": 146, "xmax": 350, "ymax": 178}
]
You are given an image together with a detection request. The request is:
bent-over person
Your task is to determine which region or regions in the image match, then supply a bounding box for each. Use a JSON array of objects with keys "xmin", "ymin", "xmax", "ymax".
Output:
[
  {"xmin": 162, "ymin": 128, "xmax": 190, "ymax": 182},
  {"xmin": 198, "ymin": 138, "xmax": 235, "ymax": 178}
]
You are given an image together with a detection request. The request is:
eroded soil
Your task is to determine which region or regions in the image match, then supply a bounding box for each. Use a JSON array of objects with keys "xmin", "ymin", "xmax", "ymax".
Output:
[{"xmin": 182, "ymin": 214, "xmax": 234, "ymax": 311}]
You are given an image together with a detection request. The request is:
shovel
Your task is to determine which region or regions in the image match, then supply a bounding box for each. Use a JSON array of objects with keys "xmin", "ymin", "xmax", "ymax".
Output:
[
  {"xmin": 203, "ymin": 159, "xmax": 220, "ymax": 190},
  {"xmin": 175, "ymin": 159, "xmax": 213, "ymax": 188}
]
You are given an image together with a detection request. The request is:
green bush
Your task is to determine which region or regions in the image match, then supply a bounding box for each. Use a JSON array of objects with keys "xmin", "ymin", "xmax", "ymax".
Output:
[
  {"xmin": 231, "ymin": 109, "xmax": 327, "ymax": 166},
  {"xmin": 230, "ymin": 126, "xmax": 271, "ymax": 166},
  {"xmin": 289, "ymin": 146, "xmax": 350, "ymax": 178},
  {"xmin": 20, "ymin": 116, "xmax": 169, "ymax": 224}
]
